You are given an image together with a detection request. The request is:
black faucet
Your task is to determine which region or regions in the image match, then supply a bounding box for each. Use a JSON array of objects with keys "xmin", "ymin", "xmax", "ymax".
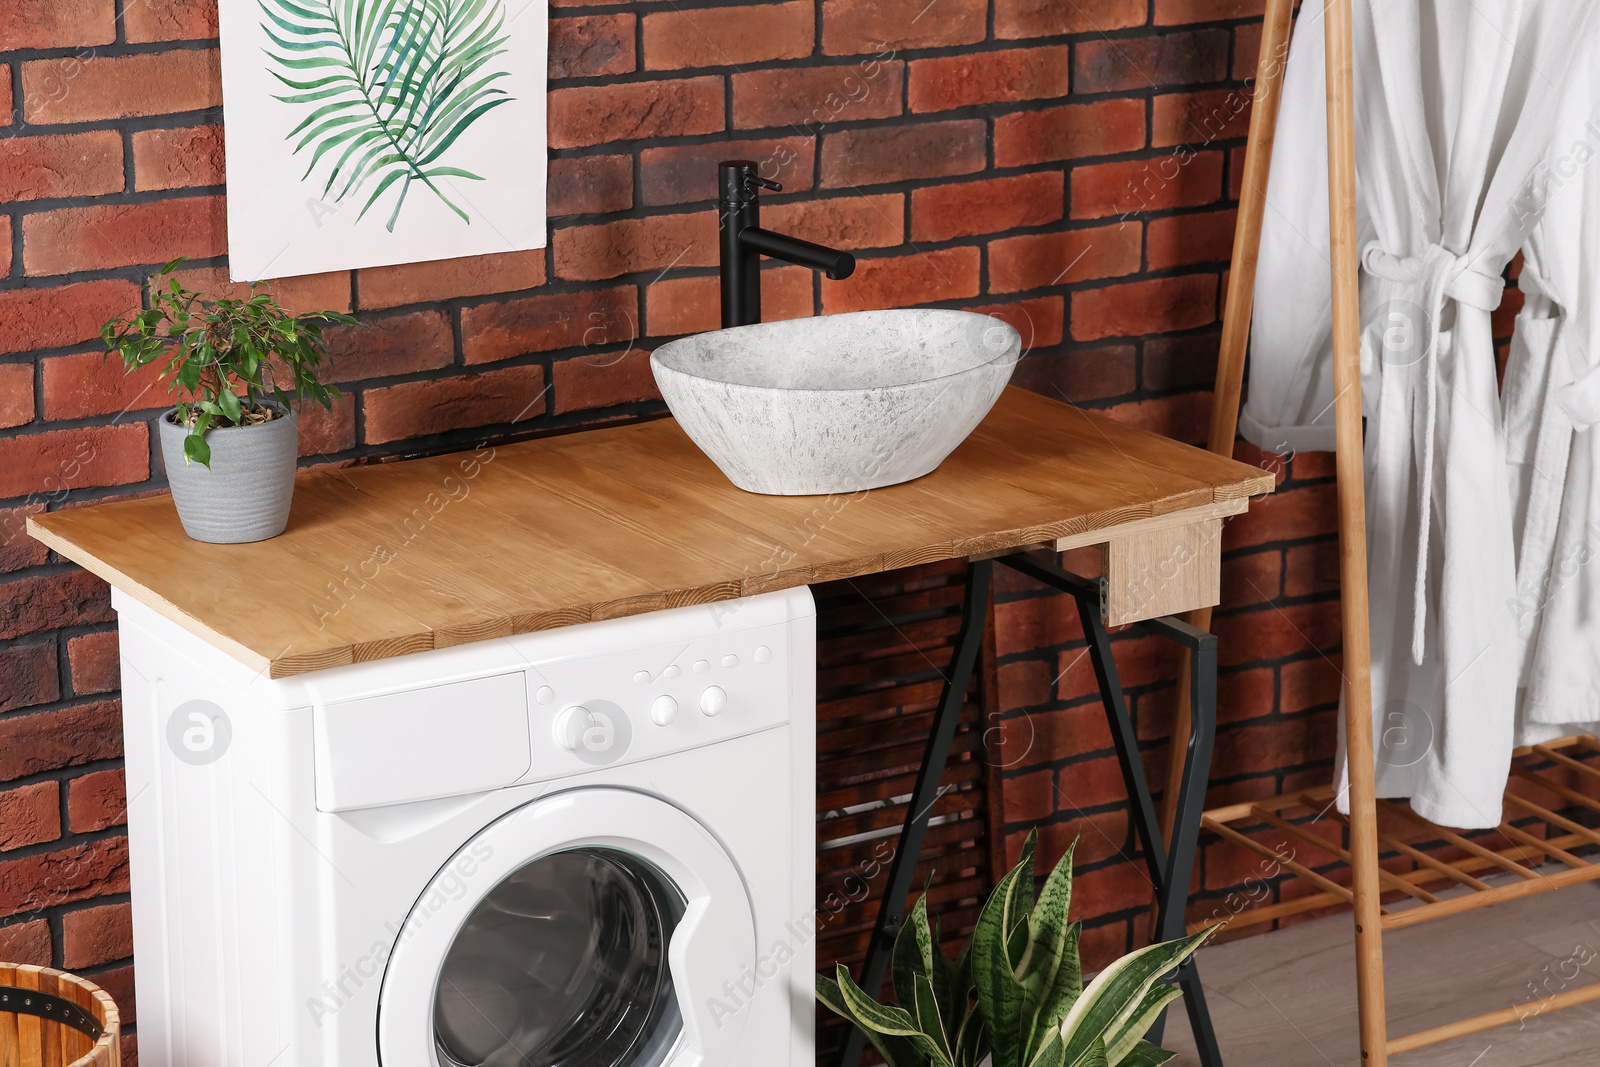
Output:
[{"xmin": 718, "ymin": 159, "xmax": 855, "ymax": 328}]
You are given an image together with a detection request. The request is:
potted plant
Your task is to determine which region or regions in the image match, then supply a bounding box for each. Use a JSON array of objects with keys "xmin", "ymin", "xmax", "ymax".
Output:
[
  {"xmin": 817, "ymin": 833, "xmax": 1217, "ymax": 1067},
  {"xmin": 102, "ymin": 260, "xmax": 354, "ymax": 544}
]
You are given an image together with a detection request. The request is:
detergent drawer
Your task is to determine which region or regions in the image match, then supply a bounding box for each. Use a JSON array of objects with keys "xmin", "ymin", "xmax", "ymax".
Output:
[{"xmin": 313, "ymin": 672, "xmax": 531, "ymax": 812}]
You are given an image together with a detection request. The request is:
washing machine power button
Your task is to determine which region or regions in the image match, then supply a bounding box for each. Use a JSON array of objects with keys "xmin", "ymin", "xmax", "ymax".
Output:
[
  {"xmin": 651, "ymin": 695, "xmax": 679, "ymax": 726},
  {"xmin": 553, "ymin": 706, "xmax": 589, "ymax": 751}
]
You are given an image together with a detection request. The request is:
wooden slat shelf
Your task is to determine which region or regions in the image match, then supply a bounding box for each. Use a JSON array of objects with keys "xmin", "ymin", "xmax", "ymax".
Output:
[
  {"xmin": 27, "ymin": 386, "xmax": 1272, "ymax": 679},
  {"xmin": 1195, "ymin": 734, "xmax": 1600, "ymax": 1056}
]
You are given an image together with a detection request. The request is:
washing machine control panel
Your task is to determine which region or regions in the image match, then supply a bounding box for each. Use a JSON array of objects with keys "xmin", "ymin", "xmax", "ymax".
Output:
[{"xmin": 518, "ymin": 620, "xmax": 795, "ymax": 783}]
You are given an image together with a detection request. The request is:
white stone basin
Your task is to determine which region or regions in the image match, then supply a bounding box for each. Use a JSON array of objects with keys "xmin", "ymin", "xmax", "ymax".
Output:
[{"xmin": 651, "ymin": 309, "xmax": 1021, "ymax": 496}]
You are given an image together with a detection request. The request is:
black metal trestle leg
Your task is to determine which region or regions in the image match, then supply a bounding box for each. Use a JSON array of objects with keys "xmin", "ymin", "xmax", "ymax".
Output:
[
  {"xmin": 836, "ymin": 559, "xmax": 992, "ymax": 1067},
  {"xmin": 1077, "ymin": 595, "xmax": 1221, "ymax": 1062},
  {"xmin": 1167, "ymin": 627, "xmax": 1222, "ymax": 1067},
  {"xmin": 1008, "ymin": 550, "xmax": 1224, "ymax": 1066},
  {"xmin": 836, "ymin": 552, "xmax": 1223, "ymax": 1067}
]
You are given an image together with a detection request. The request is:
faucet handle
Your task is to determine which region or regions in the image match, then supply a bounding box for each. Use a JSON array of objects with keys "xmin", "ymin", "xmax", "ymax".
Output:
[{"xmin": 719, "ymin": 159, "xmax": 783, "ymax": 202}]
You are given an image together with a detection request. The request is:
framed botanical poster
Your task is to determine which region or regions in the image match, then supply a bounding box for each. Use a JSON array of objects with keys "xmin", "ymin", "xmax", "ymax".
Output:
[{"xmin": 217, "ymin": 0, "xmax": 548, "ymax": 280}]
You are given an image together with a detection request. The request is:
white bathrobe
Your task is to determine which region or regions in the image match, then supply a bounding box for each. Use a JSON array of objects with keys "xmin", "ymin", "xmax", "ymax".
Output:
[
  {"xmin": 1241, "ymin": 1, "xmax": 1600, "ymax": 828},
  {"xmin": 1505, "ymin": 40, "xmax": 1600, "ymax": 737}
]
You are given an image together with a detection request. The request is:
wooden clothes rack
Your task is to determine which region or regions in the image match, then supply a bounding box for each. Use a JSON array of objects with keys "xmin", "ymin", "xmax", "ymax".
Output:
[{"xmin": 1173, "ymin": 0, "xmax": 1600, "ymax": 1062}]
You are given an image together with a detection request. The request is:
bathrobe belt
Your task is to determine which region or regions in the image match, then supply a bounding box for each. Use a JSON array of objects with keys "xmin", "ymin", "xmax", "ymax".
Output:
[{"xmin": 1362, "ymin": 241, "xmax": 1506, "ymax": 663}]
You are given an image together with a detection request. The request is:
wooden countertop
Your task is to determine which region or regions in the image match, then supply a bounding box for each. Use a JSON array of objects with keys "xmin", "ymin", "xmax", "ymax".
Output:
[{"xmin": 29, "ymin": 387, "xmax": 1273, "ymax": 678}]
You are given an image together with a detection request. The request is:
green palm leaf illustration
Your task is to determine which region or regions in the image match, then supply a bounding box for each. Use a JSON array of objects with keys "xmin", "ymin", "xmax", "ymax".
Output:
[{"xmin": 259, "ymin": 0, "xmax": 515, "ymax": 231}]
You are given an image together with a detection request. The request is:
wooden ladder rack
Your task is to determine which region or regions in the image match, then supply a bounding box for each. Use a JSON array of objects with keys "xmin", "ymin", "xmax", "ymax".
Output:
[{"xmin": 1174, "ymin": 1, "xmax": 1600, "ymax": 1061}]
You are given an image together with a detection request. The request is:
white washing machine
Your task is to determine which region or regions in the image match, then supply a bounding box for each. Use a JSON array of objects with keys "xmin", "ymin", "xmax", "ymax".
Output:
[{"xmin": 111, "ymin": 586, "xmax": 816, "ymax": 1067}]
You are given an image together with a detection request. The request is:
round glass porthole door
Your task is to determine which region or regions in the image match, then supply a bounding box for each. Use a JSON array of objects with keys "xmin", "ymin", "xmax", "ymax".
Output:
[
  {"xmin": 377, "ymin": 788, "xmax": 757, "ymax": 1067},
  {"xmin": 432, "ymin": 848, "xmax": 686, "ymax": 1067}
]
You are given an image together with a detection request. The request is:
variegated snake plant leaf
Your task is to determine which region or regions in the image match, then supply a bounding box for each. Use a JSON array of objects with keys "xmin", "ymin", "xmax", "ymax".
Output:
[{"xmin": 817, "ymin": 830, "xmax": 1221, "ymax": 1067}]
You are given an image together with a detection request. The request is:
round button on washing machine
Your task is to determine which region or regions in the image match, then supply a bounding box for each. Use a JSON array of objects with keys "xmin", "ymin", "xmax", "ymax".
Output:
[
  {"xmin": 633, "ymin": 670, "xmax": 651, "ymax": 684},
  {"xmin": 693, "ymin": 659, "xmax": 710, "ymax": 673},
  {"xmin": 754, "ymin": 645, "xmax": 772, "ymax": 664},
  {"xmin": 663, "ymin": 664, "xmax": 681, "ymax": 679},
  {"xmin": 553, "ymin": 705, "xmax": 591, "ymax": 751},
  {"xmin": 722, "ymin": 654, "xmax": 739, "ymax": 667},
  {"xmin": 651, "ymin": 695, "xmax": 679, "ymax": 726},
  {"xmin": 700, "ymin": 685, "xmax": 728, "ymax": 717},
  {"xmin": 535, "ymin": 685, "xmax": 555, "ymax": 705},
  {"xmin": 551, "ymin": 702, "xmax": 631, "ymax": 765}
]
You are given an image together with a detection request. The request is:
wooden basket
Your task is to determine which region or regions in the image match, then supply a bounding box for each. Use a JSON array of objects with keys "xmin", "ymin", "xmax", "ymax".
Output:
[{"xmin": 0, "ymin": 963, "xmax": 120, "ymax": 1067}]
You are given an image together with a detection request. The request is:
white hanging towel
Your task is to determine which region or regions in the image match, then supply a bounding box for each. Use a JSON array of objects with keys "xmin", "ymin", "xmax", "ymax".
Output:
[{"xmin": 1241, "ymin": 1, "xmax": 1600, "ymax": 829}]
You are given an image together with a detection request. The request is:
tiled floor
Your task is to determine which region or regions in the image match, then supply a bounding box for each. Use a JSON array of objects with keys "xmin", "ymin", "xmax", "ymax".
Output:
[{"xmin": 1160, "ymin": 882, "xmax": 1600, "ymax": 1066}]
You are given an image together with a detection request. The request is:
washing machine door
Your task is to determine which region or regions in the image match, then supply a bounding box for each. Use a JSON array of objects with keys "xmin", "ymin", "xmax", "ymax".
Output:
[{"xmin": 377, "ymin": 789, "xmax": 757, "ymax": 1067}]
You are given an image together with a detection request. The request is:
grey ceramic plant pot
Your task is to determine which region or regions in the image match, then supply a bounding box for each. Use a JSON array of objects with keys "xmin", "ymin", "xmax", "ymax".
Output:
[{"xmin": 158, "ymin": 402, "xmax": 298, "ymax": 544}]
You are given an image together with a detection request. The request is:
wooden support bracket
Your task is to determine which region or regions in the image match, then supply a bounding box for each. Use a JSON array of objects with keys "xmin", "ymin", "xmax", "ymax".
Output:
[
  {"xmin": 975, "ymin": 500, "xmax": 1246, "ymax": 627},
  {"xmin": 1099, "ymin": 518, "xmax": 1223, "ymax": 627}
]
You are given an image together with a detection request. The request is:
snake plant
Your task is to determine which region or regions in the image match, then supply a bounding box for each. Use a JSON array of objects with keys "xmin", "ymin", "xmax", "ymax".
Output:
[
  {"xmin": 818, "ymin": 832, "xmax": 1218, "ymax": 1067},
  {"xmin": 259, "ymin": 0, "xmax": 515, "ymax": 231}
]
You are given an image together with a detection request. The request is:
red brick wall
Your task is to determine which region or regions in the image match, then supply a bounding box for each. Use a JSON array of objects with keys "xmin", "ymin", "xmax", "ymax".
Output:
[{"xmin": 0, "ymin": 0, "xmax": 1336, "ymax": 1052}]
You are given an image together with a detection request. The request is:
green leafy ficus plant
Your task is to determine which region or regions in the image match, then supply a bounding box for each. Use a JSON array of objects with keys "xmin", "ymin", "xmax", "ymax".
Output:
[
  {"xmin": 102, "ymin": 260, "xmax": 354, "ymax": 467},
  {"xmin": 818, "ymin": 832, "xmax": 1218, "ymax": 1067}
]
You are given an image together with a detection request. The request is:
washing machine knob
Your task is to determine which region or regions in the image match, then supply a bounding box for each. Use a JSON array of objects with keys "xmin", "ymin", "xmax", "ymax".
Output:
[
  {"xmin": 651, "ymin": 695, "xmax": 679, "ymax": 726},
  {"xmin": 553, "ymin": 705, "xmax": 590, "ymax": 751},
  {"xmin": 700, "ymin": 685, "xmax": 727, "ymax": 717}
]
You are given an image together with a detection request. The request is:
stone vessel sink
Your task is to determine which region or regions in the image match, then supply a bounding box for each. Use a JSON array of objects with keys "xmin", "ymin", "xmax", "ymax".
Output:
[{"xmin": 650, "ymin": 308, "xmax": 1022, "ymax": 496}]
